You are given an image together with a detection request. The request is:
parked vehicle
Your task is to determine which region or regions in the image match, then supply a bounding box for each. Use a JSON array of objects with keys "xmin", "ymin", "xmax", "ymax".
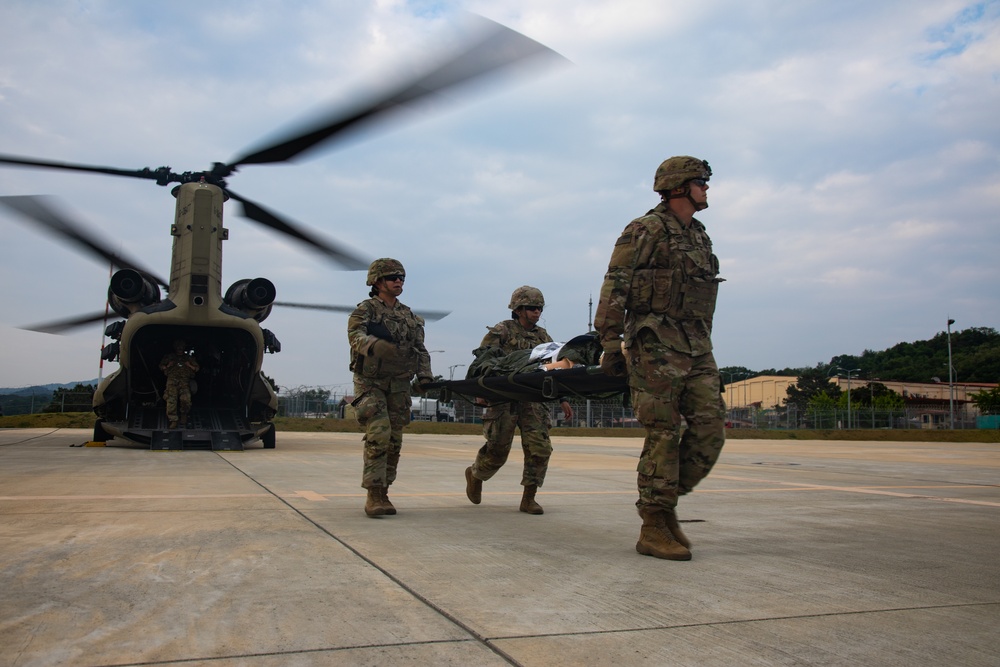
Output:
[{"xmin": 411, "ymin": 397, "xmax": 456, "ymax": 422}]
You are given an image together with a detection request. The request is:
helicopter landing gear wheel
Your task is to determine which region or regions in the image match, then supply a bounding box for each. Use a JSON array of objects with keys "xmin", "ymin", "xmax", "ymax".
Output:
[
  {"xmin": 93, "ymin": 419, "xmax": 110, "ymax": 443},
  {"xmin": 262, "ymin": 422, "xmax": 276, "ymax": 449}
]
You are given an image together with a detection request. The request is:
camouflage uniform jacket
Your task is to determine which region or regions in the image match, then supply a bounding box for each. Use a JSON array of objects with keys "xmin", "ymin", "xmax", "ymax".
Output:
[
  {"xmin": 594, "ymin": 201, "xmax": 722, "ymax": 357},
  {"xmin": 348, "ymin": 297, "xmax": 432, "ymax": 391},
  {"xmin": 480, "ymin": 319, "xmax": 554, "ymax": 356},
  {"xmin": 159, "ymin": 351, "xmax": 198, "ymax": 382}
]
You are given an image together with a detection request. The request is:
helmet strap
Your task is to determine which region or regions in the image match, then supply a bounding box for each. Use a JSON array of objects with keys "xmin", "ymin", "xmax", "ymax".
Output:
[{"xmin": 666, "ymin": 185, "xmax": 708, "ymax": 211}]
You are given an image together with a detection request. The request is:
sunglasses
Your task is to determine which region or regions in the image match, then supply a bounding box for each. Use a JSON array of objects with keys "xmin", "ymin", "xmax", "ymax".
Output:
[
  {"xmin": 688, "ymin": 179, "xmax": 709, "ymax": 188},
  {"xmin": 523, "ymin": 306, "xmax": 543, "ymax": 312},
  {"xmin": 383, "ymin": 274, "xmax": 405, "ymax": 283}
]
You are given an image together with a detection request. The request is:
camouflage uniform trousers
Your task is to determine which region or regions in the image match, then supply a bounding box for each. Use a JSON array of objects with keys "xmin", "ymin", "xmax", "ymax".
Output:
[
  {"xmin": 472, "ymin": 401, "xmax": 553, "ymax": 487},
  {"xmin": 163, "ymin": 376, "xmax": 192, "ymax": 424},
  {"xmin": 353, "ymin": 384, "xmax": 411, "ymax": 489},
  {"xmin": 627, "ymin": 328, "xmax": 726, "ymax": 511}
]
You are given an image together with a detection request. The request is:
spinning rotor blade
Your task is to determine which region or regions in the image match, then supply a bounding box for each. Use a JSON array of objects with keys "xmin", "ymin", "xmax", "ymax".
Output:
[
  {"xmin": 0, "ymin": 153, "xmax": 171, "ymax": 184},
  {"xmin": 0, "ymin": 195, "xmax": 168, "ymax": 287},
  {"xmin": 276, "ymin": 301, "xmax": 450, "ymax": 322},
  {"xmin": 230, "ymin": 19, "xmax": 565, "ymax": 167},
  {"xmin": 21, "ymin": 311, "xmax": 112, "ymax": 335},
  {"xmin": 228, "ymin": 190, "xmax": 370, "ymax": 270}
]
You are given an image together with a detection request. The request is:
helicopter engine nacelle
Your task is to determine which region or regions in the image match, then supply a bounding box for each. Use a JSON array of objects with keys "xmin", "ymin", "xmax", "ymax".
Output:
[
  {"xmin": 225, "ymin": 278, "xmax": 276, "ymax": 322},
  {"xmin": 108, "ymin": 269, "xmax": 162, "ymax": 319}
]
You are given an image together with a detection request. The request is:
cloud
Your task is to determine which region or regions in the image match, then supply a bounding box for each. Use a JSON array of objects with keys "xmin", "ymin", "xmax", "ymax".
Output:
[{"xmin": 1, "ymin": 0, "xmax": 998, "ymax": 391}]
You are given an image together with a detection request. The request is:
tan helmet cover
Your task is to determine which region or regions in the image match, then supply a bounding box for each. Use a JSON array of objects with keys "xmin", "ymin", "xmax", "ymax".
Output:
[
  {"xmin": 366, "ymin": 258, "xmax": 405, "ymax": 286},
  {"xmin": 653, "ymin": 156, "xmax": 712, "ymax": 192},
  {"xmin": 508, "ymin": 285, "xmax": 545, "ymax": 310}
]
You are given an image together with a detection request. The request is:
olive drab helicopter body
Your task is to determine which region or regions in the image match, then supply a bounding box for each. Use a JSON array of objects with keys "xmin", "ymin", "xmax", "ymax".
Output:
[
  {"xmin": 0, "ymin": 18, "xmax": 564, "ymax": 450},
  {"xmin": 94, "ymin": 182, "xmax": 281, "ymax": 450}
]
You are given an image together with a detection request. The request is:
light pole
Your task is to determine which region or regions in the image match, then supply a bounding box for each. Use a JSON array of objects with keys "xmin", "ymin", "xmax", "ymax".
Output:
[
  {"xmin": 721, "ymin": 371, "xmax": 742, "ymax": 407},
  {"xmin": 838, "ymin": 367, "xmax": 861, "ymax": 429},
  {"xmin": 870, "ymin": 376, "xmax": 876, "ymax": 429},
  {"xmin": 448, "ymin": 364, "xmax": 466, "ymax": 380},
  {"xmin": 947, "ymin": 318, "xmax": 955, "ymax": 429}
]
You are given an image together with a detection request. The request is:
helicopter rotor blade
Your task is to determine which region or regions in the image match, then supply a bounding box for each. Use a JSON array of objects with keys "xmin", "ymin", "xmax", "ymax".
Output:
[
  {"xmin": 227, "ymin": 190, "xmax": 370, "ymax": 270},
  {"xmin": 276, "ymin": 301, "xmax": 450, "ymax": 322},
  {"xmin": 229, "ymin": 19, "xmax": 565, "ymax": 168},
  {"xmin": 0, "ymin": 153, "xmax": 171, "ymax": 184},
  {"xmin": 20, "ymin": 311, "xmax": 113, "ymax": 335},
  {"xmin": 274, "ymin": 302, "xmax": 354, "ymax": 314},
  {"xmin": 0, "ymin": 195, "xmax": 168, "ymax": 287}
]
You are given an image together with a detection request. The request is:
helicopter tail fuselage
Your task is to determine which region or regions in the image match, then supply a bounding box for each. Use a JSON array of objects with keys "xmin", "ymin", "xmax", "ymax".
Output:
[{"xmin": 93, "ymin": 182, "xmax": 278, "ymax": 449}]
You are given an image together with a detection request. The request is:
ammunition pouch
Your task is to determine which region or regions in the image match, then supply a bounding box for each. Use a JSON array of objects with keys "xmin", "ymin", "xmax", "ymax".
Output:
[
  {"xmin": 627, "ymin": 268, "xmax": 719, "ymax": 319},
  {"xmin": 676, "ymin": 278, "xmax": 720, "ymax": 320}
]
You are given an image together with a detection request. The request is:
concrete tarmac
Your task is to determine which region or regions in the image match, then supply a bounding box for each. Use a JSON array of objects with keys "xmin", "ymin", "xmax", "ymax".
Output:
[{"xmin": 1, "ymin": 428, "xmax": 998, "ymax": 667}]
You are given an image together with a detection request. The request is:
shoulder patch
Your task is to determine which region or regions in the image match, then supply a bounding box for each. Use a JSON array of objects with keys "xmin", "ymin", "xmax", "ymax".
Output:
[{"xmin": 615, "ymin": 233, "xmax": 633, "ymax": 246}]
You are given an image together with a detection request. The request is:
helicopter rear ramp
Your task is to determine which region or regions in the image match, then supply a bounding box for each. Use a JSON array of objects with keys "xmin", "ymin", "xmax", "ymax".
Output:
[{"xmin": 119, "ymin": 407, "xmax": 260, "ymax": 450}]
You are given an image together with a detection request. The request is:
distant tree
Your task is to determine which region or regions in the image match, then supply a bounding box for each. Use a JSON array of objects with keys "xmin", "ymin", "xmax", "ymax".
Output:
[
  {"xmin": 835, "ymin": 326, "xmax": 1000, "ymax": 383},
  {"xmin": 785, "ymin": 365, "xmax": 841, "ymax": 409},
  {"xmin": 44, "ymin": 384, "xmax": 95, "ymax": 413},
  {"xmin": 719, "ymin": 365, "xmax": 752, "ymax": 379},
  {"xmin": 838, "ymin": 382, "xmax": 904, "ymax": 410},
  {"xmin": 725, "ymin": 326, "xmax": 999, "ymax": 390},
  {"xmin": 279, "ymin": 387, "xmax": 332, "ymax": 416},
  {"xmin": 971, "ymin": 386, "xmax": 1000, "ymax": 415},
  {"xmin": 808, "ymin": 391, "xmax": 838, "ymax": 410},
  {"xmin": 300, "ymin": 388, "xmax": 331, "ymax": 404},
  {"xmin": 5, "ymin": 391, "xmax": 52, "ymax": 415}
]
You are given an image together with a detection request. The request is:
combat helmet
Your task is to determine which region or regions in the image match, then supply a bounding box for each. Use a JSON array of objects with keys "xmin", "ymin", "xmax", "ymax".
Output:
[
  {"xmin": 508, "ymin": 285, "xmax": 545, "ymax": 310},
  {"xmin": 653, "ymin": 156, "xmax": 712, "ymax": 193},
  {"xmin": 366, "ymin": 258, "xmax": 405, "ymax": 286}
]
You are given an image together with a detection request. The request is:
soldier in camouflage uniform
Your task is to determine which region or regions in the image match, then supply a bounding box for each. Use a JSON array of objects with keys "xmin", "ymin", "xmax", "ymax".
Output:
[
  {"xmin": 594, "ymin": 156, "xmax": 726, "ymax": 561},
  {"xmin": 159, "ymin": 339, "xmax": 199, "ymax": 429},
  {"xmin": 348, "ymin": 258, "xmax": 434, "ymax": 518},
  {"xmin": 464, "ymin": 286, "xmax": 573, "ymax": 515}
]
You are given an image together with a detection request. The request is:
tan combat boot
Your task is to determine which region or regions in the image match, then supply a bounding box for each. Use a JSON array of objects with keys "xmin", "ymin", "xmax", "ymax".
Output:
[
  {"xmin": 636, "ymin": 507, "xmax": 691, "ymax": 560},
  {"xmin": 519, "ymin": 484, "xmax": 544, "ymax": 515},
  {"xmin": 465, "ymin": 466, "xmax": 482, "ymax": 504},
  {"xmin": 365, "ymin": 486, "xmax": 386, "ymax": 517},
  {"xmin": 664, "ymin": 509, "xmax": 691, "ymax": 548},
  {"xmin": 381, "ymin": 487, "xmax": 396, "ymax": 515}
]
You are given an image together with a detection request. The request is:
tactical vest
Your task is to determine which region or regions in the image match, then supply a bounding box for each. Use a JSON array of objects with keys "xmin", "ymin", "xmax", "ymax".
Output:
[
  {"xmin": 624, "ymin": 211, "xmax": 722, "ymax": 321},
  {"xmin": 350, "ymin": 299, "xmax": 423, "ymax": 379}
]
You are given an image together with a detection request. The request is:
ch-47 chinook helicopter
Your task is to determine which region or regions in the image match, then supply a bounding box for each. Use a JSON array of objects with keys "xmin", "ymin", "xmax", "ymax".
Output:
[{"xmin": 0, "ymin": 20, "xmax": 562, "ymax": 451}]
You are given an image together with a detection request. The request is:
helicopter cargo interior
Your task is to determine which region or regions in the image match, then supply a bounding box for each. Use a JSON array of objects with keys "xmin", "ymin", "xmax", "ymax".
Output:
[{"xmin": 96, "ymin": 324, "xmax": 275, "ymax": 450}]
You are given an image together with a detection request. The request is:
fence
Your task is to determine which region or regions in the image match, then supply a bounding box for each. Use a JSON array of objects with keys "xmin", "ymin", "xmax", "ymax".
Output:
[
  {"xmin": 0, "ymin": 390, "xmax": 95, "ymax": 416},
  {"xmin": 10, "ymin": 390, "xmax": 985, "ymax": 431},
  {"xmin": 726, "ymin": 404, "xmax": 979, "ymax": 430},
  {"xmin": 458, "ymin": 399, "xmax": 984, "ymax": 431}
]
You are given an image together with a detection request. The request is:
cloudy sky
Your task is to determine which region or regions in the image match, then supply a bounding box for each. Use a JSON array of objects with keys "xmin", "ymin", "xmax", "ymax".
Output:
[{"xmin": 1, "ymin": 0, "xmax": 998, "ymax": 396}]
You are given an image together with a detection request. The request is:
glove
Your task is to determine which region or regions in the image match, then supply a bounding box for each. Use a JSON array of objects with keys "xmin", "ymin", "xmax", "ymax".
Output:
[
  {"xmin": 600, "ymin": 349, "xmax": 627, "ymax": 377},
  {"xmin": 415, "ymin": 376, "xmax": 433, "ymax": 394},
  {"xmin": 370, "ymin": 338, "xmax": 397, "ymax": 360}
]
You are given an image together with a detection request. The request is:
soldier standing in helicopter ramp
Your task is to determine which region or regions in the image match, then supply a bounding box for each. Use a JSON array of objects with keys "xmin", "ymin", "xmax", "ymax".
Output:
[
  {"xmin": 348, "ymin": 258, "xmax": 434, "ymax": 518},
  {"xmin": 594, "ymin": 156, "xmax": 727, "ymax": 561},
  {"xmin": 464, "ymin": 286, "xmax": 574, "ymax": 515},
  {"xmin": 159, "ymin": 339, "xmax": 199, "ymax": 430}
]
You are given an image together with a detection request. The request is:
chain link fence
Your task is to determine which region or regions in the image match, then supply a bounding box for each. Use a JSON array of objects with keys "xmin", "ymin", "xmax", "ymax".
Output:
[
  {"xmin": 1, "ymin": 390, "xmax": 95, "ymax": 416},
  {"xmin": 455, "ymin": 398, "xmax": 983, "ymax": 430},
  {"xmin": 4, "ymin": 390, "xmax": 985, "ymax": 431}
]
